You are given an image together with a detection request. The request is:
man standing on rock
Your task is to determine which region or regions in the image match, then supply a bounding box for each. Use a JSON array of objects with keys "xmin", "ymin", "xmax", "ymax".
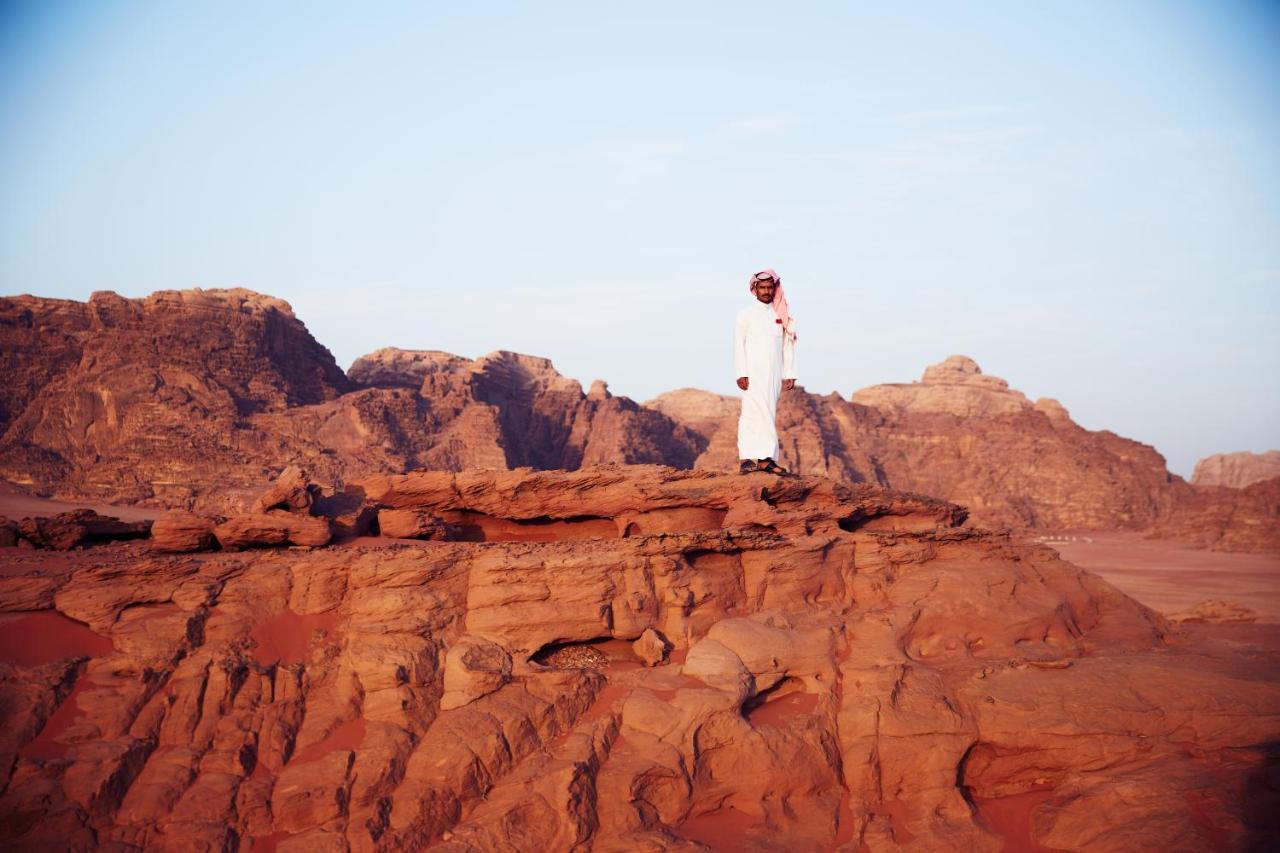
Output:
[{"xmin": 735, "ymin": 269, "xmax": 797, "ymax": 475}]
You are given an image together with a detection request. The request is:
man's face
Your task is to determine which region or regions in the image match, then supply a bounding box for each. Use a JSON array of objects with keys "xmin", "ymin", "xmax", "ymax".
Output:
[{"xmin": 753, "ymin": 279, "xmax": 777, "ymax": 304}]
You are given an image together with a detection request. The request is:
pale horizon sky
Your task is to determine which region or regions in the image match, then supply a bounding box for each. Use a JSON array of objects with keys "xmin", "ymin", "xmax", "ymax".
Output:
[{"xmin": 2, "ymin": 1, "xmax": 1277, "ymax": 477}]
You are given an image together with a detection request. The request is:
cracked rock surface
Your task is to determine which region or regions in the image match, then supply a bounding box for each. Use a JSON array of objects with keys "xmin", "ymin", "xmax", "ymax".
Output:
[{"xmin": 0, "ymin": 466, "xmax": 1276, "ymax": 851}]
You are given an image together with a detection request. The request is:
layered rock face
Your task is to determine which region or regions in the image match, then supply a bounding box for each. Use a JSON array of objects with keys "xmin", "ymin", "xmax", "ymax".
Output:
[
  {"xmin": 0, "ymin": 296, "xmax": 699, "ymax": 512},
  {"xmin": 1147, "ymin": 475, "xmax": 1280, "ymax": 553},
  {"xmin": 1193, "ymin": 450, "xmax": 1280, "ymax": 488},
  {"xmin": 1, "ymin": 467, "xmax": 1276, "ymax": 851},
  {"xmin": 0, "ymin": 289, "xmax": 350, "ymax": 505}
]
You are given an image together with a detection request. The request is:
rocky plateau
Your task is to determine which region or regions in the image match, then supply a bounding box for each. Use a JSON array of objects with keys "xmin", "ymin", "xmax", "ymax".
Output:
[{"xmin": 1, "ymin": 465, "xmax": 1277, "ymax": 852}]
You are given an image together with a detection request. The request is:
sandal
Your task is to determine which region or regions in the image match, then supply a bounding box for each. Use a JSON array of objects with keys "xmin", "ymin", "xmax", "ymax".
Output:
[
  {"xmin": 756, "ymin": 458, "xmax": 793, "ymax": 476},
  {"xmin": 739, "ymin": 459, "xmax": 759, "ymax": 474}
]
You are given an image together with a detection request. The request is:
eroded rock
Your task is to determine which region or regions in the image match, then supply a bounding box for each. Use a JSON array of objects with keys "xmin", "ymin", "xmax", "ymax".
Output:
[
  {"xmin": 150, "ymin": 511, "xmax": 218, "ymax": 553},
  {"xmin": 213, "ymin": 512, "xmax": 331, "ymax": 550},
  {"xmin": 0, "ymin": 466, "xmax": 1274, "ymax": 851},
  {"xmin": 16, "ymin": 510, "xmax": 152, "ymax": 550},
  {"xmin": 440, "ymin": 635, "xmax": 511, "ymax": 710}
]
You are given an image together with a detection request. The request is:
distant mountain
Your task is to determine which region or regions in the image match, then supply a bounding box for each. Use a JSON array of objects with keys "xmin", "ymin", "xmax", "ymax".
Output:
[
  {"xmin": 0, "ymin": 290, "xmax": 699, "ymax": 512},
  {"xmin": 1, "ymin": 289, "xmax": 1274, "ymax": 551},
  {"xmin": 1191, "ymin": 450, "xmax": 1280, "ymax": 488}
]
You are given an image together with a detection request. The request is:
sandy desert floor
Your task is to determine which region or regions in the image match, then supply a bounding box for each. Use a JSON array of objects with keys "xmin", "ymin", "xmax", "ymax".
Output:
[
  {"xmin": 1047, "ymin": 532, "xmax": 1280, "ymax": 623},
  {"xmin": 0, "ymin": 482, "xmax": 161, "ymax": 524}
]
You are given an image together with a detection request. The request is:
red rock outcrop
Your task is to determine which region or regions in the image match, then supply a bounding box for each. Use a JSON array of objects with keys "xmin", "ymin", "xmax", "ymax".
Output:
[
  {"xmin": 12, "ymin": 509, "xmax": 152, "ymax": 550},
  {"xmin": 1146, "ymin": 475, "xmax": 1280, "ymax": 553},
  {"xmin": 149, "ymin": 511, "xmax": 219, "ymax": 553},
  {"xmin": 1193, "ymin": 450, "xmax": 1280, "ymax": 488},
  {"xmin": 0, "ymin": 289, "xmax": 350, "ymax": 506},
  {"xmin": 657, "ymin": 356, "xmax": 1190, "ymax": 533},
  {"xmin": 0, "ymin": 298, "xmax": 701, "ymax": 513},
  {"xmin": 1, "ymin": 290, "xmax": 1271, "ymax": 552},
  {"xmin": 1, "ymin": 466, "xmax": 1275, "ymax": 850}
]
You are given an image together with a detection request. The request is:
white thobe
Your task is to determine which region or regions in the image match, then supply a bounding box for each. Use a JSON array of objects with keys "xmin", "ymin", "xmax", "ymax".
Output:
[{"xmin": 734, "ymin": 300, "xmax": 797, "ymax": 460}]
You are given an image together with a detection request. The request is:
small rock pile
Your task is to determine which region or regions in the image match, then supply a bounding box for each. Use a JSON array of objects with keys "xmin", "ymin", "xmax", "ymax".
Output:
[
  {"xmin": 154, "ymin": 466, "xmax": 336, "ymax": 552},
  {"xmin": 0, "ymin": 509, "xmax": 152, "ymax": 550}
]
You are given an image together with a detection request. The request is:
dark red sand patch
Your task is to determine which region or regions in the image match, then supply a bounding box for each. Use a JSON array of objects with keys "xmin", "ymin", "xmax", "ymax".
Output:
[
  {"xmin": 21, "ymin": 677, "xmax": 93, "ymax": 761},
  {"xmin": 679, "ymin": 803, "xmax": 760, "ymax": 848},
  {"xmin": 289, "ymin": 717, "xmax": 367, "ymax": 765},
  {"xmin": 869, "ymin": 798, "xmax": 917, "ymax": 845},
  {"xmin": 971, "ymin": 788, "xmax": 1057, "ymax": 853},
  {"xmin": 250, "ymin": 831, "xmax": 292, "ymax": 853},
  {"xmin": 0, "ymin": 610, "xmax": 113, "ymax": 666},
  {"xmin": 745, "ymin": 689, "xmax": 819, "ymax": 726},
  {"xmin": 249, "ymin": 609, "xmax": 340, "ymax": 665}
]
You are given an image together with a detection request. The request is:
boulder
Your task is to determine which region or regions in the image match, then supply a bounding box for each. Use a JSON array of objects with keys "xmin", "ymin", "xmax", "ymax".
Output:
[
  {"xmin": 632, "ymin": 627, "xmax": 671, "ymax": 667},
  {"xmin": 213, "ymin": 512, "xmax": 331, "ymax": 550},
  {"xmin": 313, "ymin": 485, "xmax": 376, "ymax": 538},
  {"xmin": 377, "ymin": 508, "xmax": 457, "ymax": 541},
  {"xmin": 150, "ymin": 511, "xmax": 219, "ymax": 553},
  {"xmin": 16, "ymin": 509, "xmax": 152, "ymax": 550},
  {"xmin": 252, "ymin": 465, "xmax": 319, "ymax": 514},
  {"xmin": 1168, "ymin": 599, "xmax": 1258, "ymax": 624},
  {"xmin": 0, "ymin": 516, "xmax": 18, "ymax": 547},
  {"xmin": 440, "ymin": 636, "xmax": 512, "ymax": 710}
]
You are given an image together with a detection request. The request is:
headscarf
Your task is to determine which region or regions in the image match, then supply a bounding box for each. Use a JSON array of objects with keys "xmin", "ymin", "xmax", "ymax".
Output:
[{"xmin": 748, "ymin": 268, "xmax": 796, "ymax": 342}]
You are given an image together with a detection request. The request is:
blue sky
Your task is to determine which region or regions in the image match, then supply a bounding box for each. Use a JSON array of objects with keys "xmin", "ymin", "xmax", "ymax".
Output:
[{"xmin": 1, "ymin": 1, "xmax": 1277, "ymax": 476}]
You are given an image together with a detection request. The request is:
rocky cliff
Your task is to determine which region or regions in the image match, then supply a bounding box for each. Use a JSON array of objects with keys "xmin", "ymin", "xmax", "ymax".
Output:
[
  {"xmin": 0, "ymin": 289, "xmax": 349, "ymax": 506},
  {"xmin": 1, "ymin": 290, "xmax": 1273, "ymax": 551},
  {"xmin": 658, "ymin": 355, "xmax": 1191, "ymax": 533},
  {"xmin": 1193, "ymin": 450, "xmax": 1280, "ymax": 488},
  {"xmin": 0, "ymin": 466, "xmax": 1275, "ymax": 850},
  {"xmin": 0, "ymin": 295, "xmax": 700, "ymax": 511},
  {"xmin": 1147, "ymin": 475, "xmax": 1280, "ymax": 553}
]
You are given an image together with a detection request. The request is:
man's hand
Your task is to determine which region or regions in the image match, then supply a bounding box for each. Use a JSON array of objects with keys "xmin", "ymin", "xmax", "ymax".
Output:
[
  {"xmin": 782, "ymin": 379, "xmax": 796, "ymax": 391},
  {"xmin": 736, "ymin": 377, "xmax": 749, "ymax": 391}
]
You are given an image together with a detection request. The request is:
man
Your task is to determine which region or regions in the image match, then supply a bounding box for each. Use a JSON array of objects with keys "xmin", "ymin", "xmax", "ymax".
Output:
[{"xmin": 734, "ymin": 268, "xmax": 797, "ymax": 474}]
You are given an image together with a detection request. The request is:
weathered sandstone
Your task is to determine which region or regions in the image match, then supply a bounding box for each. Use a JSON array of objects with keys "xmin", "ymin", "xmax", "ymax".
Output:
[
  {"xmin": 213, "ymin": 512, "xmax": 332, "ymax": 550},
  {"xmin": 150, "ymin": 511, "xmax": 218, "ymax": 553},
  {"xmin": 1147, "ymin": 475, "xmax": 1280, "ymax": 553},
  {"xmin": 1, "ymin": 466, "xmax": 1273, "ymax": 850},
  {"xmin": 376, "ymin": 508, "xmax": 457, "ymax": 541},
  {"xmin": 1192, "ymin": 450, "xmax": 1280, "ymax": 488},
  {"xmin": 15, "ymin": 509, "xmax": 152, "ymax": 550}
]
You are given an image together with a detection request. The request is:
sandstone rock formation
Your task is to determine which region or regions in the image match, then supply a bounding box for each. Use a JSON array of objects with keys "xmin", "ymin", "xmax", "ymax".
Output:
[
  {"xmin": 1168, "ymin": 599, "xmax": 1258, "ymax": 624},
  {"xmin": 0, "ymin": 297, "xmax": 700, "ymax": 513},
  {"xmin": 0, "ymin": 289, "xmax": 349, "ymax": 507},
  {"xmin": 376, "ymin": 508, "xmax": 457, "ymax": 541},
  {"xmin": 851, "ymin": 354, "xmax": 1043, "ymax": 418},
  {"xmin": 661, "ymin": 356, "xmax": 1191, "ymax": 533},
  {"xmin": 0, "ymin": 466, "xmax": 1275, "ymax": 850},
  {"xmin": 150, "ymin": 511, "xmax": 218, "ymax": 553},
  {"xmin": 1, "ymin": 289, "xmax": 1272, "ymax": 552},
  {"xmin": 213, "ymin": 511, "xmax": 332, "ymax": 550},
  {"xmin": 8, "ymin": 509, "xmax": 152, "ymax": 550},
  {"xmin": 1146, "ymin": 475, "xmax": 1280, "ymax": 553},
  {"xmin": 1193, "ymin": 450, "xmax": 1280, "ymax": 488}
]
